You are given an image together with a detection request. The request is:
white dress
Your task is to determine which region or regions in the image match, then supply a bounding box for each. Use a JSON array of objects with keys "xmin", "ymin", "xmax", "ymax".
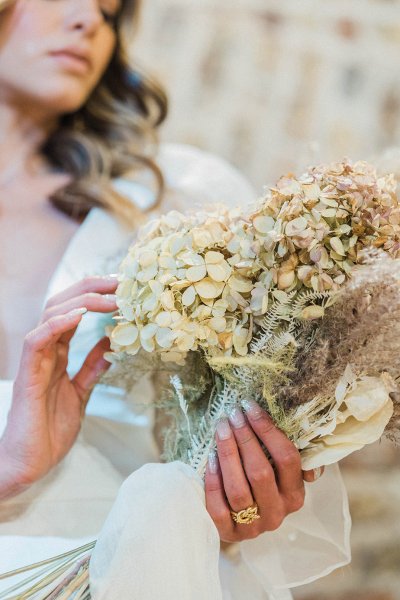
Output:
[{"xmin": 0, "ymin": 144, "xmax": 351, "ymax": 599}]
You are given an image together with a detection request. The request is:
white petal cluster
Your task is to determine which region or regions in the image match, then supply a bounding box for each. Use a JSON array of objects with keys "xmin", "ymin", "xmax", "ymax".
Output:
[{"xmin": 299, "ymin": 367, "xmax": 394, "ymax": 470}]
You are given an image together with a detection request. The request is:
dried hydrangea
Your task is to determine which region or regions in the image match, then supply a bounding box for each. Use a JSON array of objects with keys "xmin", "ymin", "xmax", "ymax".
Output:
[{"xmin": 110, "ymin": 160, "xmax": 400, "ymax": 364}]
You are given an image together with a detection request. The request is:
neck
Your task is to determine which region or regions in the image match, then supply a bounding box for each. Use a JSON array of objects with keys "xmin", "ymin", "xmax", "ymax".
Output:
[{"xmin": 0, "ymin": 100, "xmax": 58, "ymax": 183}]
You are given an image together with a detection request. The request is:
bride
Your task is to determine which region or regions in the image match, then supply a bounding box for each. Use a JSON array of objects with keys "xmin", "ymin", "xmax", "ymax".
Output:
[{"xmin": 0, "ymin": 0, "xmax": 351, "ymax": 597}]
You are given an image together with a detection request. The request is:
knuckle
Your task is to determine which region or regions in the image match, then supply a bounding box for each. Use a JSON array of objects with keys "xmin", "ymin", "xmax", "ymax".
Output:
[
  {"xmin": 237, "ymin": 528, "xmax": 259, "ymax": 541},
  {"xmin": 23, "ymin": 331, "xmax": 36, "ymax": 349},
  {"xmin": 44, "ymin": 296, "xmax": 57, "ymax": 309},
  {"xmin": 46, "ymin": 317, "xmax": 59, "ymax": 334},
  {"xmin": 248, "ymin": 467, "xmax": 272, "ymax": 487},
  {"xmin": 266, "ymin": 513, "xmax": 284, "ymax": 531},
  {"xmin": 41, "ymin": 309, "xmax": 50, "ymax": 322},
  {"xmin": 205, "ymin": 481, "xmax": 222, "ymax": 494},
  {"xmin": 211, "ymin": 509, "xmax": 231, "ymax": 526},
  {"xmin": 229, "ymin": 491, "xmax": 250, "ymax": 508},
  {"xmin": 257, "ymin": 416, "xmax": 276, "ymax": 436},
  {"xmin": 277, "ymin": 449, "xmax": 301, "ymax": 470},
  {"xmin": 236, "ymin": 433, "xmax": 254, "ymax": 447},
  {"xmin": 216, "ymin": 444, "xmax": 236, "ymax": 460},
  {"xmin": 222, "ymin": 533, "xmax": 238, "ymax": 543},
  {"xmin": 81, "ymin": 276, "xmax": 94, "ymax": 289},
  {"xmin": 82, "ymin": 292, "xmax": 100, "ymax": 302},
  {"xmin": 286, "ymin": 488, "xmax": 305, "ymax": 513}
]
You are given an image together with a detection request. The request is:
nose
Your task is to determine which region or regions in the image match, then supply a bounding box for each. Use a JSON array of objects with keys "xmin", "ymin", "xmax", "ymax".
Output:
[{"xmin": 66, "ymin": 0, "xmax": 104, "ymax": 36}]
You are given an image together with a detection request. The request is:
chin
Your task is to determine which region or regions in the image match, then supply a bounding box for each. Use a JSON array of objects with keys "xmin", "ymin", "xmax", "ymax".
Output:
[
  {"xmin": 33, "ymin": 80, "xmax": 94, "ymax": 116},
  {"xmin": 48, "ymin": 95, "xmax": 89, "ymax": 116}
]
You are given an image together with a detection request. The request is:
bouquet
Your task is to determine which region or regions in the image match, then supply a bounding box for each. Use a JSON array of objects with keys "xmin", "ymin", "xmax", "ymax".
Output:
[
  {"xmin": 4, "ymin": 158, "xmax": 400, "ymax": 598},
  {"xmin": 107, "ymin": 158, "xmax": 400, "ymax": 474}
]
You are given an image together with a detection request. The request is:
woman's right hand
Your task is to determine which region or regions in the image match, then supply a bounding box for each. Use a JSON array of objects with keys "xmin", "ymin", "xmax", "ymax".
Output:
[{"xmin": 0, "ymin": 276, "xmax": 119, "ymax": 500}]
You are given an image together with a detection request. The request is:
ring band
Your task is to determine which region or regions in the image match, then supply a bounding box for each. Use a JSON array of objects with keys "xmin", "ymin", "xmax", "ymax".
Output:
[{"xmin": 230, "ymin": 503, "xmax": 260, "ymax": 525}]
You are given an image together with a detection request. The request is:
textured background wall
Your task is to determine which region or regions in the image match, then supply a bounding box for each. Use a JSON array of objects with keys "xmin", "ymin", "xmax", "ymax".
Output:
[
  {"xmin": 135, "ymin": 0, "xmax": 400, "ymax": 190},
  {"xmin": 134, "ymin": 1, "xmax": 400, "ymax": 598}
]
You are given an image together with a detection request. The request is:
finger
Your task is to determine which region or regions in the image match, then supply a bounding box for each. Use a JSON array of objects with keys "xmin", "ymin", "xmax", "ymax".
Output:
[
  {"xmin": 42, "ymin": 292, "xmax": 117, "ymax": 322},
  {"xmin": 205, "ymin": 451, "xmax": 235, "ymax": 542},
  {"xmin": 17, "ymin": 309, "xmax": 87, "ymax": 384},
  {"xmin": 215, "ymin": 419, "xmax": 254, "ymax": 513},
  {"xmin": 243, "ymin": 400, "xmax": 304, "ymax": 512},
  {"xmin": 303, "ymin": 466, "xmax": 324, "ymax": 483},
  {"xmin": 72, "ymin": 336, "xmax": 112, "ymax": 407},
  {"xmin": 45, "ymin": 275, "xmax": 118, "ymax": 310},
  {"xmin": 227, "ymin": 407, "xmax": 282, "ymax": 516}
]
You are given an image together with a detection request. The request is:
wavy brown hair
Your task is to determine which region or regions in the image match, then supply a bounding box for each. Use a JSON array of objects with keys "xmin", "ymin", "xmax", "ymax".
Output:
[{"xmin": 1, "ymin": 0, "xmax": 168, "ymax": 226}]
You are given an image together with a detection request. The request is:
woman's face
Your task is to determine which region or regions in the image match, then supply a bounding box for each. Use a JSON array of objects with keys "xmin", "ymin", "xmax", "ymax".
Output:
[{"xmin": 0, "ymin": 0, "xmax": 121, "ymax": 116}]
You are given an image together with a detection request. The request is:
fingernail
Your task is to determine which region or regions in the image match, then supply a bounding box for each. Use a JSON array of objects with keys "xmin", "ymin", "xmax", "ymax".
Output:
[
  {"xmin": 227, "ymin": 406, "xmax": 246, "ymax": 429},
  {"xmin": 208, "ymin": 450, "xmax": 219, "ymax": 474},
  {"xmin": 70, "ymin": 307, "xmax": 88, "ymax": 317},
  {"xmin": 105, "ymin": 274, "xmax": 119, "ymax": 280},
  {"xmin": 104, "ymin": 294, "xmax": 117, "ymax": 302},
  {"xmin": 216, "ymin": 418, "xmax": 232, "ymax": 440},
  {"xmin": 313, "ymin": 467, "xmax": 323, "ymax": 480},
  {"xmin": 241, "ymin": 399, "xmax": 263, "ymax": 417}
]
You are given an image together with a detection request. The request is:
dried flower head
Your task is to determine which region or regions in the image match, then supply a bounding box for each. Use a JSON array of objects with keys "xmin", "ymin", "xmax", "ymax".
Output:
[{"xmin": 110, "ymin": 160, "xmax": 400, "ymax": 364}]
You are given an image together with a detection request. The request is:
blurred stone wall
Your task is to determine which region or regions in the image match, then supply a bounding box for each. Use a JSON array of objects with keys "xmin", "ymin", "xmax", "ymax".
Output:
[
  {"xmin": 134, "ymin": 1, "xmax": 400, "ymax": 598},
  {"xmin": 135, "ymin": 0, "xmax": 400, "ymax": 190}
]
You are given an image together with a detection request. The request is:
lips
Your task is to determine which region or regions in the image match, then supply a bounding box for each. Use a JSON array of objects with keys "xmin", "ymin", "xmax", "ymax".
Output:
[{"xmin": 49, "ymin": 47, "xmax": 92, "ymax": 72}]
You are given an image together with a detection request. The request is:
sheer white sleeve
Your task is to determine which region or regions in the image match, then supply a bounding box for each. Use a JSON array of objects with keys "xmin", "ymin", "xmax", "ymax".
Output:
[{"xmin": 89, "ymin": 462, "xmax": 351, "ymax": 600}]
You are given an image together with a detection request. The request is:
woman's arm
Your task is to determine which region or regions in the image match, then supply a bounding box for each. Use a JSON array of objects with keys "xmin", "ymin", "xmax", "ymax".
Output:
[{"xmin": 0, "ymin": 276, "xmax": 118, "ymax": 500}]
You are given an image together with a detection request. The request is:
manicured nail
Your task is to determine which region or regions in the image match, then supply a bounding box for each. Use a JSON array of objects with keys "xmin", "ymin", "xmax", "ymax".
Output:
[
  {"xmin": 70, "ymin": 307, "xmax": 88, "ymax": 317},
  {"xmin": 103, "ymin": 274, "xmax": 119, "ymax": 280},
  {"xmin": 208, "ymin": 450, "xmax": 219, "ymax": 474},
  {"xmin": 104, "ymin": 294, "xmax": 117, "ymax": 302},
  {"xmin": 313, "ymin": 467, "xmax": 323, "ymax": 480},
  {"xmin": 216, "ymin": 418, "xmax": 232, "ymax": 440},
  {"xmin": 241, "ymin": 399, "xmax": 263, "ymax": 417},
  {"xmin": 227, "ymin": 406, "xmax": 246, "ymax": 428}
]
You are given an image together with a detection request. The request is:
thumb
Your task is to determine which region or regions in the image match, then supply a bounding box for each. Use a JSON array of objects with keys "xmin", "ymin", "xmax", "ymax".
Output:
[{"xmin": 72, "ymin": 337, "xmax": 112, "ymax": 406}]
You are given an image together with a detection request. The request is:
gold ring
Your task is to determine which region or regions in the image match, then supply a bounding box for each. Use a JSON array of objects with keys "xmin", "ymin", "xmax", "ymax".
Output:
[{"xmin": 230, "ymin": 503, "xmax": 261, "ymax": 525}]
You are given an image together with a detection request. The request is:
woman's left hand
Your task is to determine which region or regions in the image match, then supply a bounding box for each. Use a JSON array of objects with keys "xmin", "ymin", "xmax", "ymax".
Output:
[{"xmin": 205, "ymin": 400, "xmax": 324, "ymax": 543}]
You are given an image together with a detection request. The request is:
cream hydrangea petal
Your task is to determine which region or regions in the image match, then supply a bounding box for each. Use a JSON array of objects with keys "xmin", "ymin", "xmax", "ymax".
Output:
[
  {"xmin": 140, "ymin": 323, "xmax": 158, "ymax": 340},
  {"xmin": 330, "ymin": 236, "xmax": 346, "ymax": 256},
  {"xmin": 111, "ymin": 323, "xmax": 139, "ymax": 346},
  {"xmin": 207, "ymin": 262, "xmax": 231, "ymax": 282},
  {"xmin": 181, "ymin": 285, "xmax": 196, "ymax": 306},
  {"xmin": 228, "ymin": 275, "xmax": 253, "ymax": 293},
  {"xmin": 137, "ymin": 264, "xmax": 159, "ymax": 283},
  {"xmin": 138, "ymin": 250, "xmax": 157, "ymax": 268},
  {"xmin": 159, "ymin": 255, "xmax": 177, "ymax": 269},
  {"xmin": 209, "ymin": 316, "xmax": 227, "ymax": 333},
  {"xmin": 205, "ymin": 250, "xmax": 224, "ymax": 264},
  {"xmin": 176, "ymin": 333, "xmax": 196, "ymax": 352},
  {"xmin": 186, "ymin": 265, "xmax": 207, "ymax": 282},
  {"xmin": 160, "ymin": 290, "xmax": 175, "ymax": 311},
  {"xmin": 155, "ymin": 327, "xmax": 175, "ymax": 349},
  {"xmin": 253, "ymin": 215, "xmax": 275, "ymax": 234},
  {"xmin": 194, "ymin": 278, "xmax": 225, "ymax": 299},
  {"xmin": 155, "ymin": 311, "xmax": 172, "ymax": 327},
  {"xmin": 285, "ymin": 216, "xmax": 308, "ymax": 236}
]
